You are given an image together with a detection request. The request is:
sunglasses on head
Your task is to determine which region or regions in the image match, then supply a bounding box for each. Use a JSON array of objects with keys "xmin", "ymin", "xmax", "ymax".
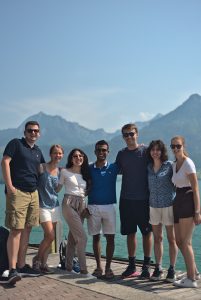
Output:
[
  {"xmin": 170, "ymin": 144, "xmax": 182, "ymax": 150},
  {"xmin": 122, "ymin": 132, "xmax": 135, "ymax": 138},
  {"xmin": 26, "ymin": 129, "xmax": 40, "ymax": 133}
]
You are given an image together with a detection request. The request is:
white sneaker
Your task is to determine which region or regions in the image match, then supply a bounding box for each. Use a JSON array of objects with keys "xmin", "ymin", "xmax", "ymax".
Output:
[
  {"xmin": 177, "ymin": 272, "xmax": 200, "ymax": 280},
  {"xmin": 80, "ymin": 273, "xmax": 96, "ymax": 279},
  {"xmin": 173, "ymin": 278, "xmax": 197, "ymax": 288}
]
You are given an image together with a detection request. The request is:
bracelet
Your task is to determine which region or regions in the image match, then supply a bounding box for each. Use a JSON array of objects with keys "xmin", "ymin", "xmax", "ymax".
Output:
[{"xmin": 195, "ymin": 210, "xmax": 200, "ymax": 214}]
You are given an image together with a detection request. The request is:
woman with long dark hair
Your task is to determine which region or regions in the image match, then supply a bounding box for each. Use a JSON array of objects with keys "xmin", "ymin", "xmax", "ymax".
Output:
[
  {"xmin": 147, "ymin": 140, "xmax": 177, "ymax": 282},
  {"xmin": 57, "ymin": 148, "xmax": 92, "ymax": 277}
]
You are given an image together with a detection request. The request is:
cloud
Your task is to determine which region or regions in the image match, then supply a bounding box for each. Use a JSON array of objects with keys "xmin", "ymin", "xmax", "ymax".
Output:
[{"xmin": 138, "ymin": 112, "xmax": 155, "ymax": 121}]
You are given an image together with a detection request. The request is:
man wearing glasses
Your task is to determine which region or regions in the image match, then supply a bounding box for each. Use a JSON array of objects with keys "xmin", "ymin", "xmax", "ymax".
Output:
[
  {"xmin": 116, "ymin": 123, "xmax": 152, "ymax": 279},
  {"xmin": 1, "ymin": 121, "xmax": 45, "ymax": 284},
  {"xmin": 87, "ymin": 140, "xmax": 119, "ymax": 279}
]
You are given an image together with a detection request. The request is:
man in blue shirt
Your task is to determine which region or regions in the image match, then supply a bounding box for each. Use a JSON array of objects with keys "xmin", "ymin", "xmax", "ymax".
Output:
[
  {"xmin": 1, "ymin": 121, "xmax": 45, "ymax": 284},
  {"xmin": 87, "ymin": 140, "xmax": 118, "ymax": 279}
]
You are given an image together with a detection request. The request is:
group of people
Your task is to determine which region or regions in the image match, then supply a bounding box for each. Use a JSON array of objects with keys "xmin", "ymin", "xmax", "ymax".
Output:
[{"xmin": 0, "ymin": 121, "xmax": 200, "ymax": 289}]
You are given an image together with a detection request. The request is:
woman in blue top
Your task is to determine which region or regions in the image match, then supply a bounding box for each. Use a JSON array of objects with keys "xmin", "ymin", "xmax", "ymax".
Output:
[
  {"xmin": 32, "ymin": 144, "xmax": 64, "ymax": 273},
  {"xmin": 147, "ymin": 140, "xmax": 177, "ymax": 282}
]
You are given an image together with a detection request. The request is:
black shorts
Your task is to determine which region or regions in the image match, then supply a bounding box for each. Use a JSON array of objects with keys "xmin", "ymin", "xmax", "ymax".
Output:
[
  {"xmin": 173, "ymin": 187, "xmax": 195, "ymax": 224},
  {"xmin": 119, "ymin": 198, "xmax": 152, "ymax": 235}
]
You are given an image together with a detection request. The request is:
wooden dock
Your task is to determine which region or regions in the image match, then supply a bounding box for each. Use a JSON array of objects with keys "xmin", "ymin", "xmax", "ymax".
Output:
[{"xmin": 0, "ymin": 248, "xmax": 201, "ymax": 300}]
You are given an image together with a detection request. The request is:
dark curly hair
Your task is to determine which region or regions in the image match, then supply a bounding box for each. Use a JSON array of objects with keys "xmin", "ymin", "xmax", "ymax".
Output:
[
  {"xmin": 66, "ymin": 148, "xmax": 91, "ymax": 189},
  {"xmin": 147, "ymin": 140, "xmax": 168, "ymax": 163}
]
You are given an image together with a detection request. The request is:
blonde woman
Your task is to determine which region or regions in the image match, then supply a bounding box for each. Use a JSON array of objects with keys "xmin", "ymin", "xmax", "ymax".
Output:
[
  {"xmin": 170, "ymin": 136, "xmax": 201, "ymax": 288},
  {"xmin": 33, "ymin": 144, "xmax": 64, "ymax": 273}
]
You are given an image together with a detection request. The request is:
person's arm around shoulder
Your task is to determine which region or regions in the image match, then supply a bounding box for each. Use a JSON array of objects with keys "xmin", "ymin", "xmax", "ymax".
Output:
[{"xmin": 1, "ymin": 155, "xmax": 16, "ymax": 195}]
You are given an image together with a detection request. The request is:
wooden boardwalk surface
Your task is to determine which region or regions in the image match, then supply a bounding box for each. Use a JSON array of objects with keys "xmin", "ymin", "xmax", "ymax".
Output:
[{"xmin": 0, "ymin": 248, "xmax": 201, "ymax": 300}]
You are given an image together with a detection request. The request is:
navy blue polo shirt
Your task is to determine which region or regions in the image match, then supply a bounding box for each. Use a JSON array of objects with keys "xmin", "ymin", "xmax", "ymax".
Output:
[
  {"xmin": 3, "ymin": 138, "xmax": 45, "ymax": 192},
  {"xmin": 88, "ymin": 162, "xmax": 119, "ymax": 205}
]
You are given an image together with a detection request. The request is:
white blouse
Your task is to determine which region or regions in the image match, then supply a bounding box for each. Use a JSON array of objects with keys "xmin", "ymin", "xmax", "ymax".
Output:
[
  {"xmin": 172, "ymin": 157, "xmax": 196, "ymax": 188},
  {"xmin": 59, "ymin": 169, "xmax": 86, "ymax": 197}
]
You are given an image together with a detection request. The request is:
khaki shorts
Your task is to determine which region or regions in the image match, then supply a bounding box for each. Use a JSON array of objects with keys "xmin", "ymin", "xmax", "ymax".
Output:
[
  {"xmin": 5, "ymin": 189, "xmax": 39, "ymax": 229},
  {"xmin": 87, "ymin": 204, "xmax": 116, "ymax": 235},
  {"xmin": 149, "ymin": 206, "xmax": 174, "ymax": 226}
]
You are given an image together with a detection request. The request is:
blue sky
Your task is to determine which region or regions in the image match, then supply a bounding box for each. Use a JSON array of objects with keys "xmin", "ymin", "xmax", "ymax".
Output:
[{"xmin": 1, "ymin": 0, "xmax": 201, "ymax": 132}]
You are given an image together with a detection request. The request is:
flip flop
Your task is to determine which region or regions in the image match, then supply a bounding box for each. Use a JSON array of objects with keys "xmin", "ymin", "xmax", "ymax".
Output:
[
  {"xmin": 105, "ymin": 268, "xmax": 115, "ymax": 279},
  {"xmin": 92, "ymin": 268, "xmax": 103, "ymax": 278}
]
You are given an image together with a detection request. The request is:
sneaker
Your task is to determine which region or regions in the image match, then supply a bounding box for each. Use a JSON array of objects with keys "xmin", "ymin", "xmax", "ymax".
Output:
[
  {"xmin": 177, "ymin": 272, "xmax": 200, "ymax": 281},
  {"xmin": 173, "ymin": 277, "xmax": 197, "ymax": 288},
  {"xmin": 0, "ymin": 276, "xmax": 10, "ymax": 284},
  {"xmin": 121, "ymin": 265, "xmax": 137, "ymax": 278},
  {"xmin": 17, "ymin": 264, "xmax": 40, "ymax": 277},
  {"xmin": 73, "ymin": 257, "xmax": 80, "ymax": 273},
  {"xmin": 150, "ymin": 267, "xmax": 164, "ymax": 281},
  {"xmin": 139, "ymin": 265, "xmax": 151, "ymax": 279},
  {"xmin": 165, "ymin": 267, "xmax": 176, "ymax": 283},
  {"xmin": 8, "ymin": 269, "xmax": 21, "ymax": 285},
  {"xmin": 40, "ymin": 264, "xmax": 54, "ymax": 274}
]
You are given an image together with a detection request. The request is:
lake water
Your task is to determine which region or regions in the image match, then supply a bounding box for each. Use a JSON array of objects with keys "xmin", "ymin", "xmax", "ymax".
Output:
[{"xmin": 0, "ymin": 179, "xmax": 200, "ymax": 271}]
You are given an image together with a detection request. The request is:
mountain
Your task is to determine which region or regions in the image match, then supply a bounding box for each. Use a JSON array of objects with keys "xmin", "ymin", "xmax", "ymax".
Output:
[
  {"xmin": 108, "ymin": 93, "xmax": 201, "ymax": 168},
  {"xmin": 1, "ymin": 94, "xmax": 201, "ymax": 174},
  {"xmin": 0, "ymin": 112, "xmax": 120, "ymax": 148}
]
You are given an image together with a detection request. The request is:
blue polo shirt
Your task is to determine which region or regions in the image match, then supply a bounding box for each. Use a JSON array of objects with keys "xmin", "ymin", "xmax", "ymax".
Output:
[
  {"xmin": 3, "ymin": 138, "xmax": 45, "ymax": 192},
  {"xmin": 88, "ymin": 162, "xmax": 118, "ymax": 205}
]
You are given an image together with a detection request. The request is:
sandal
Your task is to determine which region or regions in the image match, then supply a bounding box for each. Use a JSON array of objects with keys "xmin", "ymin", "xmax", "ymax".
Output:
[
  {"xmin": 105, "ymin": 268, "xmax": 114, "ymax": 279},
  {"xmin": 92, "ymin": 268, "xmax": 103, "ymax": 278}
]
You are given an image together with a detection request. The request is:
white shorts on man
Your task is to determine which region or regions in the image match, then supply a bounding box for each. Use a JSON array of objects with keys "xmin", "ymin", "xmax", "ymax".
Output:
[{"xmin": 87, "ymin": 204, "xmax": 116, "ymax": 235}]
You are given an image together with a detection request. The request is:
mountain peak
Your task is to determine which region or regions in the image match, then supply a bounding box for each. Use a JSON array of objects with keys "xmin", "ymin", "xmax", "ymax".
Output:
[{"xmin": 183, "ymin": 93, "xmax": 201, "ymax": 105}]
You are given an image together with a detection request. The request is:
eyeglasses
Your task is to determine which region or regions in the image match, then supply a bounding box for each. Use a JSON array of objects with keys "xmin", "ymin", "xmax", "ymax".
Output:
[
  {"xmin": 96, "ymin": 148, "xmax": 108, "ymax": 153},
  {"xmin": 72, "ymin": 154, "xmax": 84, "ymax": 158},
  {"xmin": 26, "ymin": 129, "xmax": 40, "ymax": 133},
  {"xmin": 122, "ymin": 132, "xmax": 135, "ymax": 138},
  {"xmin": 170, "ymin": 144, "xmax": 182, "ymax": 150}
]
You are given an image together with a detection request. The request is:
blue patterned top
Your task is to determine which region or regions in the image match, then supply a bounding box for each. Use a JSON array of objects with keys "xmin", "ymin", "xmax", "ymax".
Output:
[
  {"xmin": 38, "ymin": 168, "xmax": 60, "ymax": 209},
  {"xmin": 148, "ymin": 160, "xmax": 175, "ymax": 208}
]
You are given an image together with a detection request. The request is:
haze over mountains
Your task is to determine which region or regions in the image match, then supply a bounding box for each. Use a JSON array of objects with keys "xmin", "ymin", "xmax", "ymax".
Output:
[{"xmin": 0, "ymin": 93, "xmax": 201, "ymax": 171}]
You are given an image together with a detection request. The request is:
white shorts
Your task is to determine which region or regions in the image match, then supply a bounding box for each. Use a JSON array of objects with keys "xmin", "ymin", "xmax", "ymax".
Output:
[
  {"xmin": 87, "ymin": 204, "xmax": 116, "ymax": 235},
  {"xmin": 149, "ymin": 206, "xmax": 174, "ymax": 226},
  {"xmin": 39, "ymin": 206, "xmax": 61, "ymax": 223}
]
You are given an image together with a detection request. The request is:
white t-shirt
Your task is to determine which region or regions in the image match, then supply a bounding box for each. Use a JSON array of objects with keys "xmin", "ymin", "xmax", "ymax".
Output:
[
  {"xmin": 59, "ymin": 169, "xmax": 86, "ymax": 197},
  {"xmin": 172, "ymin": 157, "xmax": 196, "ymax": 188}
]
